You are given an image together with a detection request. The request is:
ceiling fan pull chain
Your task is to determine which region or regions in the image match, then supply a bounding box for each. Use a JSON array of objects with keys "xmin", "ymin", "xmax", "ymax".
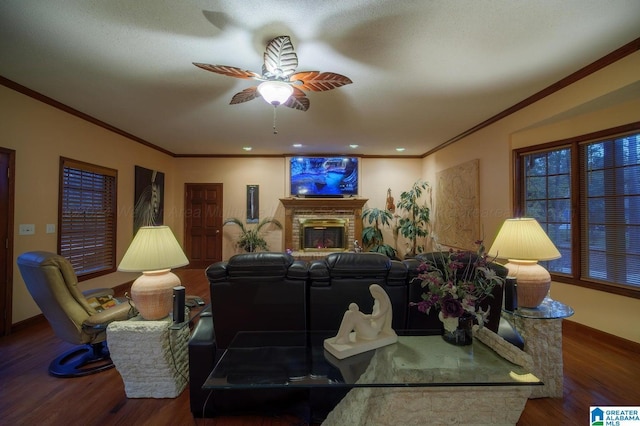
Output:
[{"xmin": 272, "ymin": 106, "xmax": 278, "ymax": 135}]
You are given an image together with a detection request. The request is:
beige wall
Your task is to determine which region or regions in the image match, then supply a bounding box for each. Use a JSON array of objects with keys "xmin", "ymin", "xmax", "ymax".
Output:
[
  {"xmin": 1, "ymin": 86, "xmax": 175, "ymax": 323},
  {"xmin": 422, "ymin": 51, "xmax": 640, "ymax": 343}
]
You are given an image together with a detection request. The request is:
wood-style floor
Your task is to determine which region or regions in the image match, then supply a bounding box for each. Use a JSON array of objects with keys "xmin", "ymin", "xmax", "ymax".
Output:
[{"xmin": 1, "ymin": 268, "xmax": 638, "ymax": 425}]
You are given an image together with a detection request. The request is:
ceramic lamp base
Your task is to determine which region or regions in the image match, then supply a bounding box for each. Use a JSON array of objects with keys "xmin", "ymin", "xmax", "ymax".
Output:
[
  {"xmin": 131, "ymin": 269, "xmax": 180, "ymax": 320},
  {"xmin": 505, "ymin": 260, "xmax": 550, "ymax": 308}
]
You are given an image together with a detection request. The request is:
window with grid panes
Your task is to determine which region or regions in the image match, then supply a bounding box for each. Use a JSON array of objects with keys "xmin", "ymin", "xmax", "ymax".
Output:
[
  {"xmin": 59, "ymin": 157, "xmax": 117, "ymax": 279},
  {"xmin": 515, "ymin": 123, "xmax": 640, "ymax": 298}
]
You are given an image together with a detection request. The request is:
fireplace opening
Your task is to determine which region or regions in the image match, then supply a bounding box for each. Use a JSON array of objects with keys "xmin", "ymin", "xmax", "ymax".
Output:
[{"xmin": 300, "ymin": 218, "xmax": 348, "ymax": 251}]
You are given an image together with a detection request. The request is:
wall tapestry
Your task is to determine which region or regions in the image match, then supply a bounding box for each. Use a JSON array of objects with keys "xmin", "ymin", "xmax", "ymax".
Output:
[
  {"xmin": 246, "ymin": 185, "xmax": 259, "ymax": 223},
  {"xmin": 134, "ymin": 166, "xmax": 164, "ymax": 234},
  {"xmin": 434, "ymin": 159, "xmax": 479, "ymax": 250}
]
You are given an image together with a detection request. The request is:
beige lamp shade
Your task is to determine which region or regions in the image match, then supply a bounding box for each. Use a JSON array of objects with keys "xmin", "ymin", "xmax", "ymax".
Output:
[
  {"xmin": 487, "ymin": 218, "xmax": 560, "ymax": 261},
  {"xmin": 118, "ymin": 226, "xmax": 189, "ymax": 320},
  {"xmin": 488, "ymin": 218, "xmax": 561, "ymax": 308},
  {"xmin": 118, "ymin": 225, "xmax": 189, "ymax": 272}
]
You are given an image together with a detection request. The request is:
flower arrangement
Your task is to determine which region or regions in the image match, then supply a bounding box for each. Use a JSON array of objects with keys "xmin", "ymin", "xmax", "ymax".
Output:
[{"xmin": 410, "ymin": 241, "xmax": 504, "ymax": 334}]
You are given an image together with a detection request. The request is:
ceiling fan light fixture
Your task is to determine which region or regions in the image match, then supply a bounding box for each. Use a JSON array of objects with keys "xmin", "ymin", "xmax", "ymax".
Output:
[{"xmin": 257, "ymin": 81, "xmax": 293, "ymax": 106}]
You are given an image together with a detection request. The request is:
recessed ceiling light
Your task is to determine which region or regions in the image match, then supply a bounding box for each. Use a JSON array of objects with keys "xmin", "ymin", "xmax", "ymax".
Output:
[
  {"xmin": 242, "ymin": 146, "xmax": 252, "ymax": 151},
  {"xmin": 349, "ymin": 144, "xmax": 359, "ymax": 149},
  {"xmin": 396, "ymin": 147, "xmax": 405, "ymax": 152},
  {"xmin": 292, "ymin": 143, "xmax": 302, "ymax": 148}
]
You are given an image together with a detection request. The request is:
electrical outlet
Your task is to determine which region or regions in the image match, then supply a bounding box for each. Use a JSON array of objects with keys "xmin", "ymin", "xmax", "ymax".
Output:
[
  {"xmin": 19, "ymin": 224, "xmax": 35, "ymax": 235},
  {"xmin": 46, "ymin": 224, "xmax": 56, "ymax": 234}
]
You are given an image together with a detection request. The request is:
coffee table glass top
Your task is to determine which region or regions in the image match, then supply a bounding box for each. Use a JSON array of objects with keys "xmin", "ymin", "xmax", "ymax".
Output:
[{"xmin": 202, "ymin": 331, "xmax": 541, "ymax": 390}]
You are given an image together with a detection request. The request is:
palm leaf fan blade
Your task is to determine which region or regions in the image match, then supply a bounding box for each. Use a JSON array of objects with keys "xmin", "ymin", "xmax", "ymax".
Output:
[
  {"xmin": 291, "ymin": 71, "xmax": 353, "ymax": 92},
  {"xmin": 284, "ymin": 89, "xmax": 310, "ymax": 111},
  {"xmin": 192, "ymin": 63, "xmax": 261, "ymax": 80},
  {"xmin": 263, "ymin": 36, "xmax": 298, "ymax": 78},
  {"xmin": 230, "ymin": 87, "xmax": 259, "ymax": 104}
]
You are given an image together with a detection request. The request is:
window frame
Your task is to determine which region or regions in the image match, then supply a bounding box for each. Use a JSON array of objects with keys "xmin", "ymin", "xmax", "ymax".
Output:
[
  {"xmin": 514, "ymin": 121, "xmax": 640, "ymax": 299},
  {"xmin": 58, "ymin": 157, "xmax": 118, "ymax": 280}
]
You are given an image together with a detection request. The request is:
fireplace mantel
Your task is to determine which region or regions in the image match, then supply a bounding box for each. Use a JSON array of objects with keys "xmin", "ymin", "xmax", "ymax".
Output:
[
  {"xmin": 280, "ymin": 197, "xmax": 368, "ymax": 251},
  {"xmin": 280, "ymin": 198, "xmax": 368, "ymax": 210}
]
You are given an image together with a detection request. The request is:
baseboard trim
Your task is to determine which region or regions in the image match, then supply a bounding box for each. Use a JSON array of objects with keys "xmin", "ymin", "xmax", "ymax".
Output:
[
  {"xmin": 11, "ymin": 314, "xmax": 46, "ymax": 333},
  {"xmin": 563, "ymin": 319, "xmax": 640, "ymax": 354}
]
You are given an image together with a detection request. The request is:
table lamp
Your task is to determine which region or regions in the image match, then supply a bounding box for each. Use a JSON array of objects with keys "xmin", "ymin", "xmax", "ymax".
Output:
[
  {"xmin": 487, "ymin": 218, "xmax": 561, "ymax": 308},
  {"xmin": 118, "ymin": 225, "xmax": 189, "ymax": 320}
]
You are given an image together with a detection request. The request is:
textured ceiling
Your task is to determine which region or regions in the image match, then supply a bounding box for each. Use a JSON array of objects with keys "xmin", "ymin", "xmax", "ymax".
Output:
[{"xmin": 1, "ymin": 0, "xmax": 639, "ymax": 157}]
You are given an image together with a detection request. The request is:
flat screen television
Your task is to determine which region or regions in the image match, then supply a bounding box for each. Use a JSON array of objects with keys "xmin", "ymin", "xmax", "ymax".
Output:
[{"xmin": 289, "ymin": 156, "xmax": 359, "ymax": 197}]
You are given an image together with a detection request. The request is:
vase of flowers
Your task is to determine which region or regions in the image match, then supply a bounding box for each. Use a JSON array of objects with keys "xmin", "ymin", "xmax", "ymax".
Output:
[{"xmin": 410, "ymin": 241, "xmax": 504, "ymax": 345}]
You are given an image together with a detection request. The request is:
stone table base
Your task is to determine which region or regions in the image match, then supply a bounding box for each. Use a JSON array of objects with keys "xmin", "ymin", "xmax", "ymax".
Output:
[
  {"xmin": 107, "ymin": 316, "xmax": 189, "ymax": 398},
  {"xmin": 511, "ymin": 316, "xmax": 564, "ymax": 398},
  {"xmin": 322, "ymin": 386, "xmax": 532, "ymax": 426}
]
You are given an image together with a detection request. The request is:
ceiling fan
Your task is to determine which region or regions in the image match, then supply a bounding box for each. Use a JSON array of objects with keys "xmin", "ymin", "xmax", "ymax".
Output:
[{"xmin": 193, "ymin": 36, "xmax": 353, "ymax": 112}]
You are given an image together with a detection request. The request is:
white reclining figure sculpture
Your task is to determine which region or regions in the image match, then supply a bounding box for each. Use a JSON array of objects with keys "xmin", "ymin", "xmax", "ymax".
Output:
[{"xmin": 324, "ymin": 284, "xmax": 398, "ymax": 359}]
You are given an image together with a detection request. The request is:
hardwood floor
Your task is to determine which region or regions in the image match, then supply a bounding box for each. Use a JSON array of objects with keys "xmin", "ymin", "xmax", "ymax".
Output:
[{"xmin": 1, "ymin": 268, "xmax": 638, "ymax": 425}]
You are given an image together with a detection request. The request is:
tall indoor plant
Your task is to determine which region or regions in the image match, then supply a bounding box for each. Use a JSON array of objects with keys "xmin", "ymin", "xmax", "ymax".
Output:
[
  {"xmin": 223, "ymin": 217, "xmax": 282, "ymax": 252},
  {"xmin": 361, "ymin": 207, "xmax": 397, "ymax": 258},
  {"xmin": 396, "ymin": 179, "xmax": 431, "ymax": 257}
]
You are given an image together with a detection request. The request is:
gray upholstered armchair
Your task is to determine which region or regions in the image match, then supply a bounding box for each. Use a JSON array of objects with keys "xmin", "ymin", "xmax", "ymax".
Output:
[{"xmin": 17, "ymin": 251, "xmax": 133, "ymax": 377}]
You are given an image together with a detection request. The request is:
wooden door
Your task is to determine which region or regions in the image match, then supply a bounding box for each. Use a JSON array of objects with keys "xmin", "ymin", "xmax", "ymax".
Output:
[
  {"xmin": 0, "ymin": 148, "xmax": 15, "ymax": 336},
  {"xmin": 184, "ymin": 183, "xmax": 223, "ymax": 268}
]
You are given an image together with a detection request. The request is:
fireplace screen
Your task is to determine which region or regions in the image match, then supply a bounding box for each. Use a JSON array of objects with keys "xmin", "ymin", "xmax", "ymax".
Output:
[{"xmin": 300, "ymin": 218, "xmax": 348, "ymax": 251}]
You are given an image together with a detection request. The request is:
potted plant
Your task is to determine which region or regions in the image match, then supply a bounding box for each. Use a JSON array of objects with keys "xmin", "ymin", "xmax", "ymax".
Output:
[
  {"xmin": 223, "ymin": 217, "xmax": 283, "ymax": 252},
  {"xmin": 396, "ymin": 179, "xmax": 431, "ymax": 257},
  {"xmin": 361, "ymin": 207, "xmax": 397, "ymax": 258}
]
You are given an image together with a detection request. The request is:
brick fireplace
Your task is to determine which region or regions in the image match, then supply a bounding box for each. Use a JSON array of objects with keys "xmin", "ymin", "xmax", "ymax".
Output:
[{"xmin": 280, "ymin": 198, "xmax": 368, "ymax": 253}]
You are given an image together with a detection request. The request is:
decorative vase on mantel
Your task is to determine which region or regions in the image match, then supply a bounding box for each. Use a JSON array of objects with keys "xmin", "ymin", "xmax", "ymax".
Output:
[{"xmin": 439, "ymin": 311, "xmax": 474, "ymax": 346}]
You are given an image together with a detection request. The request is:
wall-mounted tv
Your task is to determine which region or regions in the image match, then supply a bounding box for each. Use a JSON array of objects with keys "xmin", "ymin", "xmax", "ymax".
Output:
[{"xmin": 290, "ymin": 156, "xmax": 359, "ymax": 197}]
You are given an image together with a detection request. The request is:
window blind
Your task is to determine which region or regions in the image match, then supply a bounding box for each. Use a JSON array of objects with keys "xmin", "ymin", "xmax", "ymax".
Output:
[
  {"xmin": 580, "ymin": 133, "xmax": 640, "ymax": 287},
  {"xmin": 59, "ymin": 158, "xmax": 117, "ymax": 278}
]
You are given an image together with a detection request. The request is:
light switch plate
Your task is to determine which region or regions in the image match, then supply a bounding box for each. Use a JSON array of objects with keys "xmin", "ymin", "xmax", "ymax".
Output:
[
  {"xmin": 46, "ymin": 224, "xmax": 56, "ymax": 234},
  {"xmin": 19, "ymin": 224, "xmax": 35, "ymax": 235}
]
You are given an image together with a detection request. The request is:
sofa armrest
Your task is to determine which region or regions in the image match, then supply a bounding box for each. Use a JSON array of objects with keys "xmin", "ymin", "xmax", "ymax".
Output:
[
  {"xmin": 206, "ymin": 261, "xmax": 228, "ymax": 283},
  {"xmin": 188, "ymin": 309, "xmax": 217, "ymax": 417}
]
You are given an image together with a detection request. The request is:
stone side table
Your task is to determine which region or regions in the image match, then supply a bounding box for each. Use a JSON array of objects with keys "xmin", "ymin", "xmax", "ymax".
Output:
[
  {"xmin": 503, "ymin": 297, "xmax": 574, "ymax": 398},
  {"xmin": 107, "ymin": 315, "xmax": 189, "ymax": 398}
]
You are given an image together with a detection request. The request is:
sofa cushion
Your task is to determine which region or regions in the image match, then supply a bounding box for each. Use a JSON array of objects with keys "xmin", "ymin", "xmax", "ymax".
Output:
[
  {"xmin": 324, "ymin": 252, "xmax": 390, "ymax": 278},
  {"xmin": 226, "ymin": 252, "xmax": 295, "ymax": 278}
]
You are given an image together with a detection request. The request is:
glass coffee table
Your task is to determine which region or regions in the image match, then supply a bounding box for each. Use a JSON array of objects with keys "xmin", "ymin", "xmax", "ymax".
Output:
[{"xmin": 204, "ymin": 330, "xmax": 541, "ymax": 425}]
